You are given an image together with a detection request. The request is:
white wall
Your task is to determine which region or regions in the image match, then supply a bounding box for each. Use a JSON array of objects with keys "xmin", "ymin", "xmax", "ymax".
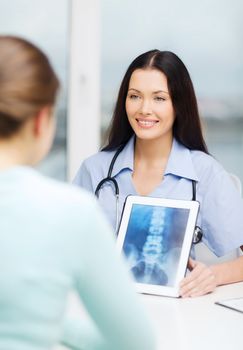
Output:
[{"xmin": 67, "ymin": 0, "xmax": 101, "ymax": 181}]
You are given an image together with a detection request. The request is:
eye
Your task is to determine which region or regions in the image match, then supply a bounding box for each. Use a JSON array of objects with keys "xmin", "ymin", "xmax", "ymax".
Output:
[
  {"xmin": 128, "ymin": 94, "xmax": 140, "ymax": 100},
  {"xmin": 154, "ymin": 96, "xmax": 166, "ymax": 102}
]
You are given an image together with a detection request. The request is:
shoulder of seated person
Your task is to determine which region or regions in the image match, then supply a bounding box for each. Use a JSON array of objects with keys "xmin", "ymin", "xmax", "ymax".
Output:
[
  {"xmin": 83, "ymin": 149, "xmax": 117, "ymax": 171},
  {"xmin": 37, "ymin": 172, "xmax": 96, "ymax": 205},
  {"xmin": 190, "ymin": 150, "xmax": 225, "ymax": 182}
]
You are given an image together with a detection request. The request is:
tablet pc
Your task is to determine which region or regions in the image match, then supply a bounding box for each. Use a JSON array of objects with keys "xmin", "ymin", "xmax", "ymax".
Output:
[
  {"xmin": 215, "ymin": 297, "xmax": 243, "ymax": 313},
  {"xmin": 117, "ymin": 195, "xmax": 199, "ymax": 297}
]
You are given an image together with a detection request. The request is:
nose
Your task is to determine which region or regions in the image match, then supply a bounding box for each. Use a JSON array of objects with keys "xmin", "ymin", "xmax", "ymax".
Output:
[{"xmin": 140, "ymin": 98, "xmax": 152, "ymax": 115}]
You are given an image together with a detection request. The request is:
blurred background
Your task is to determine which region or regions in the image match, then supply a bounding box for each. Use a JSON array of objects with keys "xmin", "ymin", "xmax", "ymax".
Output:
[
  {"xmin": 0, "ymin": 0, "xmax": 242, "ymax": 183},
  {"xmin": 0, "ymin": 0, "xmax": 69, "ymax": 179}
]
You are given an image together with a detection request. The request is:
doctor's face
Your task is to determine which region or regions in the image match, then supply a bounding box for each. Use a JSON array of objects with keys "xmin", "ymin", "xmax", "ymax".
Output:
[{"xmin": 125, "ymin": 68, "xmax": 175, "ymax": 142}]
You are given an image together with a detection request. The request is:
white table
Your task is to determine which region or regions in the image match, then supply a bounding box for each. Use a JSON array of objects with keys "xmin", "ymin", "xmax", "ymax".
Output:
[
  {"xmin": 58, "ymin": 282, "xmax": 243, "ymax": 350},
  {"xmin": 141, "ymin": 282, "xmax": 243, "ymax": 350}
]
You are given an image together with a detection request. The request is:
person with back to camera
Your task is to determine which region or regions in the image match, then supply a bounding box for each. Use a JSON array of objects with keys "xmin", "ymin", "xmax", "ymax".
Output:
[
  {"xmin": 73, "ymin": 49, "xmax": 243, "ymax": 298},
  {"xmin": 0, "ymin": 36, "xmax": 156, "ymax": 350}
]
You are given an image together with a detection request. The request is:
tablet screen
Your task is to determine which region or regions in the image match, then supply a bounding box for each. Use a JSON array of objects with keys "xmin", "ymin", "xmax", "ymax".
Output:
[{"xmin": 123, "ymin": 204, "xmax": 190, "ymax": 287}]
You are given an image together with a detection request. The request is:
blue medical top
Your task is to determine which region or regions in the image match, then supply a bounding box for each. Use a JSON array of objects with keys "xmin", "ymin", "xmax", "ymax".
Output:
[{"xmin": 73, "ymin": 136, "xmax": 243, "ymax": 257}]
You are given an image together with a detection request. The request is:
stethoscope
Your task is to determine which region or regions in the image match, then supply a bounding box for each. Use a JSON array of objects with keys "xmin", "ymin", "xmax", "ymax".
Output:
[{"xmin": 95, "ymin": 144, "xmax": 203, "ymax": 244}]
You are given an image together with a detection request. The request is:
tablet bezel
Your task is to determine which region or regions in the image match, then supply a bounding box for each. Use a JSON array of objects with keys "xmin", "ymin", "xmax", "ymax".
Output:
[{"xmin": 117, "ymin": 195, "xmax": 199, "ymax": 297}]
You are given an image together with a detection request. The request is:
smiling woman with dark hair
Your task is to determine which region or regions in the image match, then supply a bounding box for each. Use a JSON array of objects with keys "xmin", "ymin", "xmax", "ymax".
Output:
[{"xmin": 74, "ymin": 49, "xmax": 243, "ymax": 298}]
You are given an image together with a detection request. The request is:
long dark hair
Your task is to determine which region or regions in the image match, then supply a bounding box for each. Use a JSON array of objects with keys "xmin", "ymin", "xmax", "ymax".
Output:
[{"xmin": 103, "ymin": 50, "xmax": 208, "ymax": 154}]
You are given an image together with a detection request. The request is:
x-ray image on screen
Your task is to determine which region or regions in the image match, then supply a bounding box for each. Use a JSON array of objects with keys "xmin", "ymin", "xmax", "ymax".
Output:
[{"xmin": 123, "ymin": 204, "xmax": 190, "ymax": 286}]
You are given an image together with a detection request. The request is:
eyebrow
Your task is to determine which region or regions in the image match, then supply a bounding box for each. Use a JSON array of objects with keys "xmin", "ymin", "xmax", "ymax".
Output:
[{"xmin": 128, "ymin": 88, "xmax": 169, "ymax": 94}]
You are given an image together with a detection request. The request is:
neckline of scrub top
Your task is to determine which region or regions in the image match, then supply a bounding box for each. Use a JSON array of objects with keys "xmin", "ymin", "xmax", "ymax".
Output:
[
  {"xmin": 111, "ymin": 135, "xmax": 199, "ymax": 182},
  {"xmin": 164, "ymin": 139, "xmax": 199, "ymax": 181}
]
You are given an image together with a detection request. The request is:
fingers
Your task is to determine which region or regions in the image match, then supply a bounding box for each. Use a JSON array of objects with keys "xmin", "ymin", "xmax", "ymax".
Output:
[
  {"xmin": 179, "ymin": 260, "xmax": 216, "ymax": 298},
  {"xmin": 187, "ymin": 257, "xmax": 196, "ymax": 271}
]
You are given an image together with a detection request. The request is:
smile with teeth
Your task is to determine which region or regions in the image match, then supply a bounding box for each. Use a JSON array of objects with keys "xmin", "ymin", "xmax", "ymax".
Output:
[{"xmin": 136, "ymin": 118, "xmax": 159, "ymax": 128}]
